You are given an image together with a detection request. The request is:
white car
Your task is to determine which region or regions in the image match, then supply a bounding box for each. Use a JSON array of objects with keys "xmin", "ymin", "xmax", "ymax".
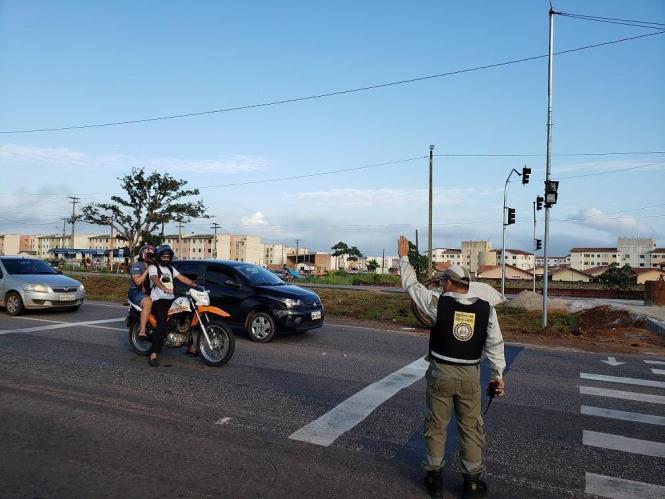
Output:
[{"xmin": 0, "ymin": 256, "xmax": 85, "ymax": 315}]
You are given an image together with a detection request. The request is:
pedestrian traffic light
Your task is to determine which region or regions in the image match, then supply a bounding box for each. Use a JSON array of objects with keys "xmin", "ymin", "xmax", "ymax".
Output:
[
  {"xmin": 536, "ymin": 196, "xmax": 544, "ymax": 210},
  {"xmin": 544, "ymin": 180, "xmax": 559, "ymax": 207},
  {"xmin": 535, "ymin": 239, "xmax": 542, "ymax": 250},
  {"xmin": 507, "ymin": 207, "xmax": 516, "ymax": 225},
  {"xmin": 522, "ymin": 166, "xmax": 531, "ymax": 185}
]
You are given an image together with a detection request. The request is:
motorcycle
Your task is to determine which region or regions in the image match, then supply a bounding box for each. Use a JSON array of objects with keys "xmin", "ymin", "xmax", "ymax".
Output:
[{"xmin": 126, "ymin": 287, "xmax": 235, "ymax": 367}]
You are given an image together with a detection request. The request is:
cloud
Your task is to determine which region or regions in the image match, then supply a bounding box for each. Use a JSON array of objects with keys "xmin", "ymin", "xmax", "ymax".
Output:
[
  {"xmin": 240, "ymin": 212, "xmax": 269, "ymax": 226},
  {"xmin": 567, "ymin": 207, "xmax": 652, "ymax": 235},
  {"xmin": 0, "ymin": 144, "xmax": 271, "ymax": 175}
]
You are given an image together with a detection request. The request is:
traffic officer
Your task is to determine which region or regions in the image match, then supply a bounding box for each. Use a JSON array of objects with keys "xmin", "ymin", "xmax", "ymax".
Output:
[{"xmin": 397, "ymin": 236, "xmax": 505, "ymax": 499}]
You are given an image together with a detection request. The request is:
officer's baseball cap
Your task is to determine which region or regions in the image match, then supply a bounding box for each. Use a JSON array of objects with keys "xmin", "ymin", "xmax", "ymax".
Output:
[{"xmin": 437, "ymin": 265, "xmax": 471, "ymax": 285}]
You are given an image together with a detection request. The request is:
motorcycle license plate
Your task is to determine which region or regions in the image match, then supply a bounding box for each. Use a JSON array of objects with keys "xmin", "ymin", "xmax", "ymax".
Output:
[
  {"xmin": 311, "ymin": 310, "xmax": 322, "ymax": 320},
  {"xmin": 59, "ymin": 294, "xmax": 76, "ymax": 302}
]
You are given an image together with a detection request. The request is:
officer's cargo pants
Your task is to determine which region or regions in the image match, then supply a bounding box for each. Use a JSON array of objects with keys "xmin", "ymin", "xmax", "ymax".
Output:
[{"xmin": 423, "ymin": 364, "xmax": 485, "ymax": 476}]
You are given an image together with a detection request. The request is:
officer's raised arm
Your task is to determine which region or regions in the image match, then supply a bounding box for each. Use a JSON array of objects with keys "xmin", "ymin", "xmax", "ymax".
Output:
[{"xmin": 397, "ymin": 235, "xmax": 438, "ymax": 322}]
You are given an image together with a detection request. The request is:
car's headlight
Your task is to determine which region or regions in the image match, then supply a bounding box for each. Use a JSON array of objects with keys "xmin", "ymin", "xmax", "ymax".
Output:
[
  {"xmin": 79, "ymin": 284, "xmax": 85, "ymax": 291},
  {"xmin": 279, "ymin": 298, "xmax": 302, "ymax": 308},
  {"xmin": 23, "ymin": 283, "xmax": 51, "ymax": 293}
]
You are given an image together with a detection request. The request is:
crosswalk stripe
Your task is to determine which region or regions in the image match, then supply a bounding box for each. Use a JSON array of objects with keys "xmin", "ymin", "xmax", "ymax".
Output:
[
  {"xmin": 585, "ymin": 472, "xmax": 665, "ymax": 499},
  {"xmin": 289, "ymin": 356, "xmax": 428, "ymax": 446},
  {"xmin": 581, "ymin": 405, "xmax": 665, "ymax": 426},
  {"xmin": 644, "ymin": 360, "xmax": 665, "ymax": 366},
  {"xmin": 580, "ymin": 386, "xmax": 665, "ymax": 405},
  {"xmin": 580, "ymin": 373, "xmax": 665, "ymax": 389},
  {"xmin": 651, "ymin": 368, "xmax": 665, "ymax": 376},
  {"xmin": 584, "ymin": 430, "xmax": 665, "ymax": 458},
  {"xmin": 0, "ymin": 317, "xmax": 125, "ymax": 336}
]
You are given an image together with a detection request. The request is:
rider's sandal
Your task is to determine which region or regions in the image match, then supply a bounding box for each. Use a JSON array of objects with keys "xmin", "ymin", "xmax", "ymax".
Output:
[
  {"xmin": 138, "ymin": 330, "xmax": 147, "ymax": 338},
  {"xmin": 149, "ymin": 356, "xmax": 160, "ymax": 367},
  {"xmin": 185, "ymin": 349, "xmax": 199, "ymax": 357}
]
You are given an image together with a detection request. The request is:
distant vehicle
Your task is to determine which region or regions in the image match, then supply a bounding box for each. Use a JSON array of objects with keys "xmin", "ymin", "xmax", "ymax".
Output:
[
  {"xmin": 0, "ymin": 257, "xmax": 85, "ymax": 316},
  {"xmin": 172, "ymin": 260, "xmax": 324, "ymax": 343},
  {"xmin": 270, "ymin": 269, "xmax": 292, "ymax": 282}
]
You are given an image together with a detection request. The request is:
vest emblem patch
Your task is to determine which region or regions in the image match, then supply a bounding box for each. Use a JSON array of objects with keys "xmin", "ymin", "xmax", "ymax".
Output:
[{"xmin": 452, "ymin": 311, "xmax": 476, "ymax": 341}]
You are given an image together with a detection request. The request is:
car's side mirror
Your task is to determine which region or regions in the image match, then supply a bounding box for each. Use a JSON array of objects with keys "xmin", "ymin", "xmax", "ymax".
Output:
[{"xmin": 225, "ymin": 279, "xmax": 241, "ymax": 288}]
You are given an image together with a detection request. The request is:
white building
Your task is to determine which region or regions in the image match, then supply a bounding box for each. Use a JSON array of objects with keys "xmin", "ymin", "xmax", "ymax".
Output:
[
  {"xmin": 429, "ymin": 248, "xmax": 463, "ymax": 266},
  {"xmin": 570, "ymin": 247, "xmax": 621, "ymax": 270},
  {"xmin": 618, "ymin": 238, "xmax": 656, "ymax": 268},
  {"xmin": 164, "ymin": 234, "xmax": 231, "ymax": 260},
  {"xmin": 494, "ymin": 249, "xmax": 535, "ymax": 271},
  {"xmin": 0, "ymin": 234, "xmax": 37, "ymax": 256},
  {"xmin": 535, "ymin": 255, "xmax": 570, "ymax": 267},
  {"xmin": 364, "ymin": 255, "xmax": 399, "ymax": 274}
]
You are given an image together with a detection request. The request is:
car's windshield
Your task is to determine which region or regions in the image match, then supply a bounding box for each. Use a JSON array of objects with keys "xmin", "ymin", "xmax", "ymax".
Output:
[
  {"xmin": 1, "ymin": 258, "xmax": 58, "ymax": 275},
  {"xmin": 235, "ymin": 265, "xmax": 285, "ymax": 286}
]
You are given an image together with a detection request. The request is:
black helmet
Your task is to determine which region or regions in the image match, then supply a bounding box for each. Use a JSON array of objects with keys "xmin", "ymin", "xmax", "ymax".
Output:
[{"xmin": 155, "ymin": 244, "xmax": 174, "ymax": 262}]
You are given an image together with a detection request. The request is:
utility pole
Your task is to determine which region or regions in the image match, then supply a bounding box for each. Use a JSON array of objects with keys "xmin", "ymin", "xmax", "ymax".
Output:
[
  {"xmin": 60, "ymin": 218, "xmax": 68, "ymax": 248},
  {"xmin": 543, "ymin": 8, "xmax": 555, "ymax": 327},
  {"xmin": 108, "ymin": 214, "xmax": 114, "ymax": 271},
  {"xmin": 210, "ymin": 222, "xmax": 221, "ymax": 259},
  {"xmin": 177, "ymin": 218, "xmax": 185, "ymax": 255},
  {"xmin": 533, "ymin": 201, "xmax": 537, "ymax": 293},
  {"xmin": 68, "ymin": 196, "xmax": 80, "ymax": 255},
  {"xmin": 501, "ymin": 169, "xmax": 520, "ymax": 296},
  {"xmin": 295, "ymin": 239, "xmax": 300, "ymax": 270},
  {"xmin": 428, "ymin": 145, "xmax": 435, "ymax": 277},
  {"xmin": 160, "ymin": 222, "xmax": 165, "ymax": 243},
  {"xmin": 382, "ymin": 248, "xmax": 385, "ymax": 275}
]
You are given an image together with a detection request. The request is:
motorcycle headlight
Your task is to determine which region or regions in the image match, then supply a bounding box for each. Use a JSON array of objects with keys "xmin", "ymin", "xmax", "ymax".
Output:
[
  {"xmin": 24, "ymin": 283, "xmax": 51, "ymax": 293},
  {"xmin": 280, "ymin": 298, "xmax": 302, "ymax": 308}
]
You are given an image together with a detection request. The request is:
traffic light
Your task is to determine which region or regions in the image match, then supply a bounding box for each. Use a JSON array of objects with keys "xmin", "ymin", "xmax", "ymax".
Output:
[
  {"xmin": 522, "ymin": 166, "xmax": 531, "ymax": 185},
  {"xmin": 507, "ymin": 207, "xmax": 516, "ymax": 225},
  {"xmin": 545, "ymin": 180, "xmax": 559, "ymax": 207},
  {"xmin": 535, "ymin": 239, "xmax": 542, "ymax": 250},
  {"xmin": 536, "ymin": 196, "xmax": 544, "ymax": 210}
]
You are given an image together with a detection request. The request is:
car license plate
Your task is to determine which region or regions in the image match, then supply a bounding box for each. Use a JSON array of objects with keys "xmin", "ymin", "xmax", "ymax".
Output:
[
  {"xmin": 59, "ymin": 294, "xmax": 76, "ymax": 302},
  {"xmin": 311, "ymin": 310, "xmax": 322, "ymax": 320}
]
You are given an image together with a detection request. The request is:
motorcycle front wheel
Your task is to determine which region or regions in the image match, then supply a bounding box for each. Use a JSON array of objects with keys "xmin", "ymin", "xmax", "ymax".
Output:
[
  {"xmin": 128, "ymin": 322, "xmax": 152, "ymax": 356},
  {"xmin": 198, "ymin": 320, "xmax": 235, "ymax": 367}
]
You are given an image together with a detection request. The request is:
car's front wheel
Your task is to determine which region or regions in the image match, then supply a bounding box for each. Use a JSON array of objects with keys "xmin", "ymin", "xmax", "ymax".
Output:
[
  {"xmin": 247, "ymin": 311, "xmax": 277, "ymax": 343},
  {"xmin": 5, "ymin": 292, "xmax": 25, "ymax": 316}
]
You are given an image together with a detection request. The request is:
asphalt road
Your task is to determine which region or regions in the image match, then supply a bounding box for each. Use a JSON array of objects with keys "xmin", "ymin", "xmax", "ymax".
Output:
[{"xmin": 1, "ymin": 302, "xmax": 664, "ymax": 498}]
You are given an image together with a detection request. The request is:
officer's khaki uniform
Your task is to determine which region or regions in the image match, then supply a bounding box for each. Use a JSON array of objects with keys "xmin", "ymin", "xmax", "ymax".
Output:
[{"xmin": 399, "ymin": 257, "xmax": 505, "ymax": 477}]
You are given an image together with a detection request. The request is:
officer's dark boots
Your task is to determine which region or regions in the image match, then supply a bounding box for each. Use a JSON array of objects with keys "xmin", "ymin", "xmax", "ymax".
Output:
[
  {"xmin": 462, "ymin": 475, "xmax": 488, "ymax": 498},
  {"xmin": 425, "ymin": 469, "xmax": 444, "ymax": 498}
]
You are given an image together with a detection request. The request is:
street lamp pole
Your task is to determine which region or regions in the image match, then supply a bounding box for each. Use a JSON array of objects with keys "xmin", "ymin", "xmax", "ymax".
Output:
[
  {"xmin": 428, "ymin": 145, "xmax": 435, "ymax": 278},
  {"xmin": 501, "ymin": 168, "xmax": 520, "ymax": 296}
]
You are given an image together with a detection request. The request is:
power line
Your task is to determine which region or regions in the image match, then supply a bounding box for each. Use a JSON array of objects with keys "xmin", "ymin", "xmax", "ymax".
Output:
[
  {"xmin": 2, "ymin": 30, "xmax": 664, "ymax": 135},
  {"xmin": 557, "ymin": 11, "xmax": 665, "ymax": 29},
  {"xmin": 559, "ymin": 160, "xmax": 665, "ymax": 179}
]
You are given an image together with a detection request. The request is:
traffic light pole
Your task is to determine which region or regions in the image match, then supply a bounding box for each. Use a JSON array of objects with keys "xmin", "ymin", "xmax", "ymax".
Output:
[
  {"xmin": 533, "ymin": 201, "xmax": 537, "ymax": 293},
  {"xmin": 501, "ymin": 168, "xmax": 520, "ymax": 296},
  {"xmin": 542, "ymin": 9, "xmax": 555, "ymax": 327}
]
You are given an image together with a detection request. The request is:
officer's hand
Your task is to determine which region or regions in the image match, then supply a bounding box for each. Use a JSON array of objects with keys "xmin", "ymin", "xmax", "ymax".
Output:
[
  {"xmin": 490, "ymin": 379, "xmax": 505, "ymax": 397},
  {"xmin": 397, "ymin": 235, "xmax": 409, "ymax": 258}
]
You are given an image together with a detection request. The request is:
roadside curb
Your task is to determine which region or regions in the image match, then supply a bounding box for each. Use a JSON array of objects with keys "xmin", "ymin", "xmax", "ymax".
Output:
[{"xmin": 645, "ymin": 318, "xmax": 665, "ymax": 337}]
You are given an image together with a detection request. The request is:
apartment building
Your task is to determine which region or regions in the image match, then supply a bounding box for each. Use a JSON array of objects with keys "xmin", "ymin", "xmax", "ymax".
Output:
[
  {"xmin": 0, "ymin": 234, "xmax": 37, "ymax": 256},
  {"xmin": 494, "ymin": 249, "xmax": 535, "ymax": 271},
  {"xmin": 535, "ymin": 255, "xmax": 570, "ymax": 267},
  {"xmin": 571, "ymin": 238, "xmax": 658, "ymax": 270},
  {"xmin": 88, "ymin": 235, "xmax": 126, "ymax": 251},
  {"xmin": 430, "ymin": 248, "xmax": 463, "ymax": 266},
  {"xmin": 264, "ymin": 244, "xmax": 288, "ymax": 267},
  {"xmin": 364, "ymin": 255, "xmax": 400, "ymax": 274},
  {"xmin": 651, "ymin": 248, "xmax": 665, "ymax": 269},
  {"xmin": 230, "ymin": 235, "xmax": 263, "ymax": 265},
  {"xmin": 618, "ymin": 238, "xmax": 656, "ymax": 268},
  {"xmin": 164, "ymin": 234, "xmax": 232, "ymax": 261},
  {"xmin": 35, "ymin": 234, "xmax": 94, "ymax": 258},
  {"xmin": 461, "ymin": 241, "xmax": 495, "ymax": 276},
  {"xmin": 570, "ymin": 248, "xmax": 621, "ymax": 270}
]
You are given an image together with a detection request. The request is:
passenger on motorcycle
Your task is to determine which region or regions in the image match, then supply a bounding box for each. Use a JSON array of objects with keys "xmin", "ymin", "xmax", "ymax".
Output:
[
  {"xmin": 128, "ymin": 244, "xmax": 156, "ymax": 339},
  {"xmin": 147, "ymin": 244, "xmax": 198, "ymax": 367}
]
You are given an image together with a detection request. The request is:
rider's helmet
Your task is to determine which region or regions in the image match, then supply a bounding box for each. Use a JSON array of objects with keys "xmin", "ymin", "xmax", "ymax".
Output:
[
  {"xmin": 139, "ymin": 244, "xmax": 156, "ymax": 263},
  {"xmin": 155, "ymin": 244, "xmax": 175, "ymax": 265}
]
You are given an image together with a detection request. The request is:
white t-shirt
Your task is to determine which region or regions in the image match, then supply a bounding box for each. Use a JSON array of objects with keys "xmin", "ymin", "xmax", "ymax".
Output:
[{"xmin": 148, "ymin": 264, "xmax": 181, "ymax": 301}]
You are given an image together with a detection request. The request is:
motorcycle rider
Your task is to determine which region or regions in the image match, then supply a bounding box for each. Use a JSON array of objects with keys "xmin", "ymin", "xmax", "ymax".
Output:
[
  {"xmin": 128, "ymin": 244, "xmax": 156, "ymax": 338},
  {"xmin": 147, "ymin": 244, "xmax": 198, "ymax": 367}
]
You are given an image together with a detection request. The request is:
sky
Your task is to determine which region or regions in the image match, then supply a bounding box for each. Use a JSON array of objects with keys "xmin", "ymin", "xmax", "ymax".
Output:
[{"xmin": 1, "ymin": 0, "xmax": 664, "ymax": 257}]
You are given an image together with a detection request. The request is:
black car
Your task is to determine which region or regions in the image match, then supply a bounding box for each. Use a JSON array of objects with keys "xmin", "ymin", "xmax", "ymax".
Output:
[{"xmin": 172, "ymin": 259, "xmax": 324, "ymax": 343}]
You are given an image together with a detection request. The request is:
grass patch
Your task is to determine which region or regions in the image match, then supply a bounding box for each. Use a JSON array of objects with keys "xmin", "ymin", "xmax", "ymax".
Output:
[
  {"xmin": 68, "ymin": 273, "xmax": 129, "ymax": 302},
  {"xmin": 495, "ymin": 305, "xmax": 579, "ymax": 335}
]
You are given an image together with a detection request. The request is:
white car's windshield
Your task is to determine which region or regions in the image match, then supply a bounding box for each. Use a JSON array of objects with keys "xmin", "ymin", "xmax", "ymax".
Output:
[{"xmin": 1, "ymin": 259, "xmax": 58, "ymax": 275}]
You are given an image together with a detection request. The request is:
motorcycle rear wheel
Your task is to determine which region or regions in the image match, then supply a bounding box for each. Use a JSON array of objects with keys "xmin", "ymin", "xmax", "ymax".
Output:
[
  {"xmin": 198, "ymin": 320, "xmax": 235, "ymax": 367},
  {"xmin": 128, "ymin": 322, "xmax": 153, "ymax": 356}
]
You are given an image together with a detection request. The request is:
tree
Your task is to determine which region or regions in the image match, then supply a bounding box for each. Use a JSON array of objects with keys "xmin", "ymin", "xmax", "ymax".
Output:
[
  {"xmin": 408, "ymin": 240, "xmax": 431, "ymax": 281},
  {"xmin": 366, "ymin": 258, "xmax": 379, "ymax": 273},
  {"xmin": 82, "ymin": 168, "xmax": 208, "ymax": 260},
  {"xmin": 331, "ymin": 241, "xmax": 363, "ymax": 268},
  {"xmin": 598, "ymin": 263, "xmax": 634, "ymax": 289},
  {"xmin": 347, "ymin": 246, "xmax": 363, "ymax": 261}
]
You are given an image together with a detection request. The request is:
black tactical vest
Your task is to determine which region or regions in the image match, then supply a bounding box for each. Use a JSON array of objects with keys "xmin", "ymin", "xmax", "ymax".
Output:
[{"xmin": 429, "ymin": 295, "xmax": 491, "ymax": 365}]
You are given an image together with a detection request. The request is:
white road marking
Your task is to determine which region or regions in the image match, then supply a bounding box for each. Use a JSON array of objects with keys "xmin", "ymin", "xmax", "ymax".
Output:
[
  {"xmin": 87, "ymin": 325, "xmax": 127, "ymax": 332},
  {"xmin": 645, "ymin": 360, "xmax": 665, "ymax": 366},
  {"xmin": 585, "ymin": 472, "xmax": 665, "ymax": 499},
  {"xmin": 583, "ymin": 430, "xmax": 665, "ymax": 458},
  {"xmin": 580, "ymin": 386, "xmax": 665, "ymax": 405},
  {"xmin": 0, "ymin": 317, "xmax": 125, "ymax": 336},
  {"xmin": 215, "ymin": 417, "xmax": 231, "ymax": 425},
  {"xmin": 580, "ymin": 373, "xmax": 665, "ymax": 389},
  {"xmin": 600, "ymin": 356, "xmax": 624, "ymax": 366},
  {"xmin": 651, "ymin": 368, "xmax": 665, "ymax": 376},
  {"xmin": 581, "ymin": 405, "xmax": 665, "ymax": 426},
  {"xmin": 289, "ymin": 356, "xmax": 428, "ymax": 446}
]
